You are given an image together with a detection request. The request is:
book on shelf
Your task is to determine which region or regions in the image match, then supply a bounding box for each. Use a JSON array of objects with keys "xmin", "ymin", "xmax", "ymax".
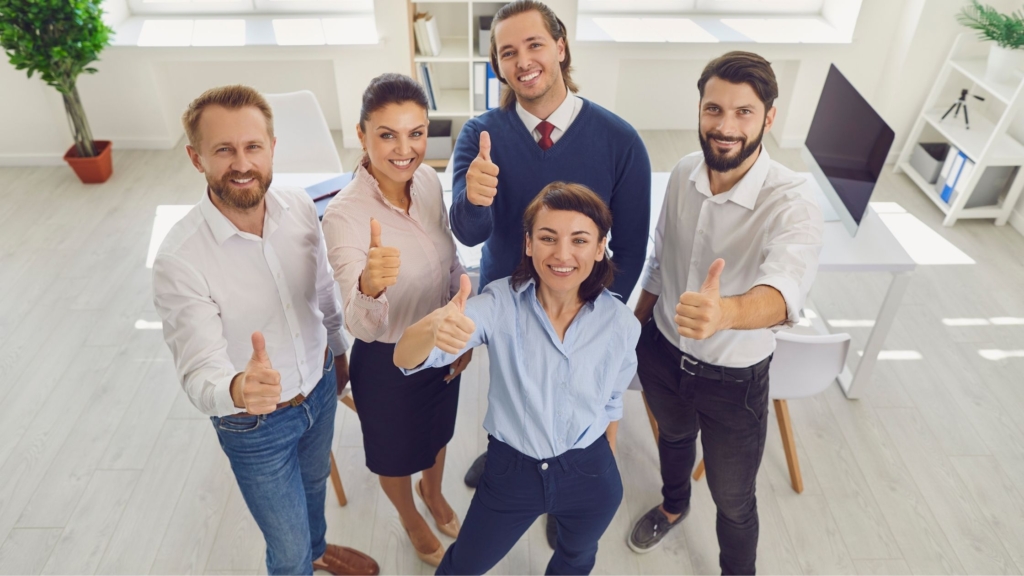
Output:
[
  {"xmin": 486, "ymin": 62, "xmax": 499, "ymax": 110},
  {"xmin": 413, "ymin": 12, "xmax": 441, "ymax": 57},
  {"xmin": 478, "ymin": 16, "xmax": 493, "ymax": 57},
  {"xmin": 417, "ymin": 62, "xmax": 438, "ymax": 110},
  {"xmin": 940, "ymin": 149, "xmax": 974, "ymax": 204},
  {"xmin": 473, "ymin": 62, "xmax": 487, "ymax": 111}
]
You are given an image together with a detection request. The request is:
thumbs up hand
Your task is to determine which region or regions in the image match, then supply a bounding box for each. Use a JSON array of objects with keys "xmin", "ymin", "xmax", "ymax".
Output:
[
  {"xmin": 431, "ymin": 274, "xmax": 476, "ymax": 354},
  {"xmin": 359, "ymin": 217, "xmax": 401, "ymax": 298},
  {"xmin": 230, "ymin": 331, "xmax": 283, "ymax": 414},
  {"xmin": 466, "ymin": 131, "xmax": 499, "ymax": 207},
  {"xmin": 675, "ymin": 259, "xmax": 727, "ymax": 341}
]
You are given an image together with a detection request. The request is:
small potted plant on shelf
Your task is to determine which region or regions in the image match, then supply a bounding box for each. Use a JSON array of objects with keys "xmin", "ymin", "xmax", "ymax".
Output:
[
  {"xmin": 0, "ymin": 0, "xmax": 114, "ymax": 183},
  {"xmin": 957, "ymin": 0, "xmax": 1024, "ymax": 85}
]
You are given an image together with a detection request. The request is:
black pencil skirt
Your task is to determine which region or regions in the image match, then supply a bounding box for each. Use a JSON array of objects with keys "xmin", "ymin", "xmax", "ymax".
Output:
[{"xmin": 348, "ymin": 338, "xmax": 461, "ymax": 477}]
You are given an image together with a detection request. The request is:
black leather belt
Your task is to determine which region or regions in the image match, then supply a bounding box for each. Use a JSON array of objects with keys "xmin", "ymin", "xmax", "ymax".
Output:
[{"xmin": 679, "ymin": 351, "xmax": 771, "ymax": 383}]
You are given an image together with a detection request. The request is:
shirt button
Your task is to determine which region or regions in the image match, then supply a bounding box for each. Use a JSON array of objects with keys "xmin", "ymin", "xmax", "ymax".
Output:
[
  {"xmin": 286, "ymin": 303, "xmax": 291, "ymax": 309},
  {"xmin": 541, "ymin": 462, "xmax": 549, "ymax": 470},
  {"xmin": 294, "ymin": 332, "xmax": 300, "ymax": 338},
  {"xmin": 699, "ymin": 229, "xmax": 704, "ymax": 234},
  {"xmin": 277, "ymin": 273, "xmax": 282, "ymax": 279}
]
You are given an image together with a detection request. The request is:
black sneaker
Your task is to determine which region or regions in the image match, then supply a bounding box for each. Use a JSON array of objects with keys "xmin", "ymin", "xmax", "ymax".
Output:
[
  {"xmin": 546, "ymin": 514, "xmax": 557, "ymax": 550},
  {"xmin": 464, "ymin": 452, "xmax": 487, "ymax": 488},
  {"xmin": 628, "ymin": 504, "xmax": 688, "ymax": 554}
]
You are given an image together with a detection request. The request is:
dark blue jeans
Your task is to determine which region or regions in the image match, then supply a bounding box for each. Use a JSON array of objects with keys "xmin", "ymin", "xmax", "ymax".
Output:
[
  {"xmin": 437, "ymin": 435, "xmax": 623, "ymax": 575},
  {"xmin": 637, "ymin": 320, "xmax": 770, "ymax": 575},
  {"xmin": 211, "ymin": 353, "xmax": 337, "ymax": 575}
]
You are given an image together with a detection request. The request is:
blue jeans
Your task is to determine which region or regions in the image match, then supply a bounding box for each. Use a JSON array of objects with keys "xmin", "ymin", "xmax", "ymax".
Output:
[
  {"xmin": 211, "ymin": 353, "xmax": 337, "ymax": 575},
  {"xmin": 437, "ymin": 435, "xmax": 623, "ymax": 576}
]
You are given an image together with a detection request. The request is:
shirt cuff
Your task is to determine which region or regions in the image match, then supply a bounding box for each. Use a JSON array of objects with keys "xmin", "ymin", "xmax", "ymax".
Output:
[
  {"xmin": 639, "ymin": 258, "xmax": 662, "ymax": 296},
  {"xmin": 399, "ymin": 347, "xmax": 445, "ymax": 376},
  {"xmin": 215, "ymin": 373, "xmax": 240, "ymax": 416},
  {"xmin": 754, "ymin": 275, "xmax": 802, "ymax": 328},
  {"xmin": 329, "ymin": 331, "xmax": 350, "ymax": 355}
]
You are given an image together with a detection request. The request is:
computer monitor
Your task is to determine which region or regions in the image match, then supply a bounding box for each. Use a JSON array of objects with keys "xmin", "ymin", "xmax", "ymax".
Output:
[{"xmin": 802, "ymin": 64, "xmax": 895, "ymax": 236}]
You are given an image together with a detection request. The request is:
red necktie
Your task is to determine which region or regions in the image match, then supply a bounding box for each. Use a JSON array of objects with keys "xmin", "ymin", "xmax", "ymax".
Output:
[{"xmin": 537, "ymin": 120, "xmax": 555, "ymax": 151}]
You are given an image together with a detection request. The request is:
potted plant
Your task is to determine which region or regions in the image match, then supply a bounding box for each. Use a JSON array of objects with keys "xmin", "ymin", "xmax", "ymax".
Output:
[
  {"xmin": 0, "ymin": 0, "xmax": 114, "ymax": 183},
  {"xmin": 957, "ymin": 0, "xmax": 1024, "ymax": 85}
]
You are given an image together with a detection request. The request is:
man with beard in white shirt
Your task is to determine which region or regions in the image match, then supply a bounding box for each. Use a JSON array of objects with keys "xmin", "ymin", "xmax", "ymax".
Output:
[{"xmin": 627, "ymin": 52, "xmax": 824, "ymax": 575}]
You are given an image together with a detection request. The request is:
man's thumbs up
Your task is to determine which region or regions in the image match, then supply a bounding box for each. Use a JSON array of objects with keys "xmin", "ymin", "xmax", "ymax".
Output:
[
  {"xmin": 467, "ymin": 131, "xmax": 499, "ymax": 207},
  {"xmin": 250, "ymin": 331, "xmax": 272, "ymax": 368},
  {"xmin": 676, "ymin": 259, "xmax": 727, "ymax": 341},
  {"xmin": 701, "ymin": 258, "xmax": 725, "ymax": 296},
  {"xmin": 230, "ymin": 331, "xmax": 282, "ymax": 414},
  {"xmin": 478, "ymin": 131, "xmax": 492, "ymax": 162},
  {"xmin": 369, "ymin": 217, "xmax": 382, "ymax": 249},
  {"xmin": 359, "ymin": 217, "xmax": 401, "ymax": 298}
]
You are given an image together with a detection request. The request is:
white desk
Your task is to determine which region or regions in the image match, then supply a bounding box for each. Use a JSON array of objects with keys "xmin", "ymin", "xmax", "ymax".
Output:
[{"xmin": 440, "ymin": 171, "xmax": 916, "ymax": 400}]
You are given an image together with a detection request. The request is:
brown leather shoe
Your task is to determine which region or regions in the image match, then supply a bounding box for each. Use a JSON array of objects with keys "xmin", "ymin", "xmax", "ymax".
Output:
[{"xmin": 312, "ymin": 544, "xmax": 380, "ymax": 575}]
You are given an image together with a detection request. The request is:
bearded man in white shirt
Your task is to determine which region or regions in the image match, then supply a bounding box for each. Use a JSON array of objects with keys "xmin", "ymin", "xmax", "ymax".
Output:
[
  {"xmin": 627, "ymin": 52, "xmax": 824, "ymax": 574},
  {"xmin": 152, "ymin": 85, "xmax": 378, "ymax": 576}
]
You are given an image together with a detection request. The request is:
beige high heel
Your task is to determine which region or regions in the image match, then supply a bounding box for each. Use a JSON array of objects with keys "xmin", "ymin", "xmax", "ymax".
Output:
[
  {"xmin": 399, "ymin": 516, "xmax": 445, "ymax": 567},
  {"xmin": 416, "ymin": 479, "xmax": 461, "ymax": 538}
]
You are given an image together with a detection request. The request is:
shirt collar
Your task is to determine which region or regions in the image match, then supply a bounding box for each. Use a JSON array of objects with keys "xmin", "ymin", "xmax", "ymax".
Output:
[
  {"xmin": 198, "ymin": 186, "xmax": 289, "ymax": 245},
  {"xmin": 689, "ymin": 145, "xmax": 771, "ymax": 210},
  {"xmin": 512, "ymin": 276, "xmax": 598, "ymax": 311},
  {"xmin": 516, "ymin": 89, "xmax": 575, "ymax": 135},
  {"xmin": 354, "ymin": 159, "xmax": 418, "ymax": 215}
]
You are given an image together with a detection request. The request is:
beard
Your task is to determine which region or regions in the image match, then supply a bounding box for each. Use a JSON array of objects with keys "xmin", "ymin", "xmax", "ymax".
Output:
[
  {"xmin": 699, "ymin": 120, "xmax": 765, "ymax": 173},
  {"xmin": 208, "ymin": 169, "xmax": 273, "ymax": 210}
]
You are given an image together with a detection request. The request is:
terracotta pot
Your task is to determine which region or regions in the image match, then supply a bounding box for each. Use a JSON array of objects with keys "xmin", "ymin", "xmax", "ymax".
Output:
[{"xmin": 63, "ymin": 140, "xmax": 113, "ymax": 184}]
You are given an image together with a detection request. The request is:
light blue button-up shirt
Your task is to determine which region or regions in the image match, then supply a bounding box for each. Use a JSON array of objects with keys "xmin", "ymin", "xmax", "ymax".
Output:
[{"xmin": 407, "ymin": 277, "xmax": 641, "ymax": 460}]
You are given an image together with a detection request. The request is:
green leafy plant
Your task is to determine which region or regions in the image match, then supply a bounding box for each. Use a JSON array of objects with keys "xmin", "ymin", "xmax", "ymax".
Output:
[
  {"xmin": 0, "ymin": 0, "xmax": 113, "ymax": 157},
  {"xmin": 957, "ymin": 0, "xmax": 1024, "ymax": 50}
]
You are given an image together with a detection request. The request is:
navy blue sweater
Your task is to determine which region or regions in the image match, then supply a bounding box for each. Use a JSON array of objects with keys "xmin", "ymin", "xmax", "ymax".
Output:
[{"xmin": 450, "ymin": 99, "xmax": 651, "ymax": 301}]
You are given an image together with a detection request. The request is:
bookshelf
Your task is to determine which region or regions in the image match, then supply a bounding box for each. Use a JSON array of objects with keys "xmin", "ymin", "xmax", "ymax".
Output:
[
  {"xmin": 409, "ymin": 0, "xmax": 507, "ymax": 168},
  {"xmin": 894, "ymin": 33, "xmax": 1024, "ymax": 226}
]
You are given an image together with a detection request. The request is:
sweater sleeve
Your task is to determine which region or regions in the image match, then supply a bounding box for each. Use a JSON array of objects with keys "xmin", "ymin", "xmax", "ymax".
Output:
[
  {"xmin": 607, "ymin": 133, "xmax": 652, "ymax": 303},
  {"xmin": 449, "ymin": 119, "xmax": 494, "ymax": 247}
]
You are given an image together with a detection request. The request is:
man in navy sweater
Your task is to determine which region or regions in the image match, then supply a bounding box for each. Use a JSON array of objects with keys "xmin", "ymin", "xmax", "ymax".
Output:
[{"xmin": 450, "ymin": 0, "xmax": 651, "ymax": 550}]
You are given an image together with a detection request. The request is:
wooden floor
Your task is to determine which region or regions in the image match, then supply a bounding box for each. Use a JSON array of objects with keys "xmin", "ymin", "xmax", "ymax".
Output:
[{"xmin": 1, "ymin": 131, "xmax": 1023, "ymax": 575}]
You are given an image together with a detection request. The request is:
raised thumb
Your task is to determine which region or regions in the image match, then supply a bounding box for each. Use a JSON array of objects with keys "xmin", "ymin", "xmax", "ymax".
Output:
[
  {"xmin": 369, "ymin": 217, "xmax": 382, "ymax": 249},
  {"xmin": 702, "ymin": 259, "xmax": 725, "ymax": 294},
  {"xmin": 478, "ymin": 131, "xmax": 491, "ymax": 162},
  {"xmin": 452, "ymin": 274, "xmax": 472, "ymax": 311},
  {"xmin": 251, "ymin": 331, "xmax": 271, "ymax": 367}
]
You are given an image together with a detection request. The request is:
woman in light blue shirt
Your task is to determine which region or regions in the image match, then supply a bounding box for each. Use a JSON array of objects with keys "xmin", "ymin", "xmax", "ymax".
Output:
[{"xmin": 395, "ymin": 182, "xmax": 641, "ymax": 575}]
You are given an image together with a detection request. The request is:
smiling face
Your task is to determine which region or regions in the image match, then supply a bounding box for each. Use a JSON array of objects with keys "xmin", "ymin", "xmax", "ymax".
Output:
[
  {"xmin": 698, "ymin": 76, "xmax": 776, "ymax": 173},
  {"xmin": 494, "ymin": 9, "xmax": 567, "ymax": 108},
  {"xmin": 186, "ymin": 104, "xmax": 275, "ymax": 210},
  {"xmin": 357, "ymin": 101, "xmax": 428, "ymax": 189},
  {"xmin": 525, "ymin": 207, "xmax": 607, "ymax": 296}
]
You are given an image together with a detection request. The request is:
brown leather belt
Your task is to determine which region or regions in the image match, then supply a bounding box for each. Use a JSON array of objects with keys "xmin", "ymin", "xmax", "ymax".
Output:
[{"xmin": 237, "ymin": 392, "xmax": 306, "ymax": 416}]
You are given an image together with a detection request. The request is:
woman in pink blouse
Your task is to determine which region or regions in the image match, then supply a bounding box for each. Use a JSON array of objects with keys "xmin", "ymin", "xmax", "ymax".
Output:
[{"xmin": 321, "ymin": 73, "xmax": 469, "ymax": 567}]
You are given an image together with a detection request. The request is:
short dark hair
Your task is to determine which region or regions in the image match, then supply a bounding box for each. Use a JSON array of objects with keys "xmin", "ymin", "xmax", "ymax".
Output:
[
  {"xmin": 489, "ymin": 0, "xmax": 578, "ymax": 110},
  {"xmin": 511, "ymin": 182, "xmax": 615, "ymax": 304},
  {"xmin": 698, "ymin": 51, "xmax": 779, "ymax": 110},
  {"xmin": 358, "ymin": 73, "xmax": 429, "ymax": 132}
]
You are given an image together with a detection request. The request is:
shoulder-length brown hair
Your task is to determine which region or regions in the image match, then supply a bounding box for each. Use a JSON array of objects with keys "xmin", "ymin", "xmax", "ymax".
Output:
[
  {"xmin": 489, "ymin": 0, "xmax": 578, "ymax": 110},
  {"xmin": 510, "ymin": 182, "xmax": 615, "ymax": 303}
]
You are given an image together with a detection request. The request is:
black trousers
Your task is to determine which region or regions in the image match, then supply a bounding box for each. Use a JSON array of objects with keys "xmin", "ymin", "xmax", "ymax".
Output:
[{"xmin": 637, "ymin": 320, "xmax": 771, "ymax": 575}]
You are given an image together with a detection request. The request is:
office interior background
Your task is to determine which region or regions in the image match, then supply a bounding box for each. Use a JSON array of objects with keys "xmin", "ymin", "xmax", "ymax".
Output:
[{"xmin": 2, "ymin": 0, "xmax": 1024, "ymax": 573}]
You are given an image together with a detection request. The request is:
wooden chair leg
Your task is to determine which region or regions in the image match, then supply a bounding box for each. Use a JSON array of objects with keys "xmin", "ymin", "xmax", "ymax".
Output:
[
  {"xmin": 328, "ymin": 452, "xmax": 347, "ymax": 506},
  {"xmin": 642, "ymin": 391, "xmax": 660, "ymax": 443},
  {"xmin": 774, "ymin": 399, "xmax": 803, "ymax": 494},
  {"xmin": 693, "ymin": 458, "xmax": 705, "ymax": 481}
]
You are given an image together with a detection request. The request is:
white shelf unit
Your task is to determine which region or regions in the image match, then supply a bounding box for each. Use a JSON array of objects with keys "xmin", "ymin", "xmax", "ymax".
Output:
[
  {"xmin": 409, "ymin": 0, "xmax": 506, "ymax": 167},
  {"xmin": 894, "ymin": 34, "xmax": 1024, "ymax": 226}
]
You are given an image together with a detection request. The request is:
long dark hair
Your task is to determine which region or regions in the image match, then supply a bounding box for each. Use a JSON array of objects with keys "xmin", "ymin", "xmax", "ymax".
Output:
[
  {"xmin": 489, "ymin": 0, "xmax": 578, "ymax": 110},
  {"xmin": 358, "ymin": 73, "xmax": 429, "ymax": 132},
  {"xmin": 510, "ymin": 182, "xmax": 615, "ymax": 303}
]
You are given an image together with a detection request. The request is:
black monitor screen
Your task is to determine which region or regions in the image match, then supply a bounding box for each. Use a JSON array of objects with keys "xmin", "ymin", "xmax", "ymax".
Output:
[{"xmin": 805, "ymin": 64, "xmax": 895, "ymax": 225}]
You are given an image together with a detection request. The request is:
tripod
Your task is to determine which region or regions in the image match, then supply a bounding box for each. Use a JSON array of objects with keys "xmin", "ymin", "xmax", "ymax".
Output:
[{"xmin": 942, "ymin": 89, "xmax": 985, "ymax": 130}]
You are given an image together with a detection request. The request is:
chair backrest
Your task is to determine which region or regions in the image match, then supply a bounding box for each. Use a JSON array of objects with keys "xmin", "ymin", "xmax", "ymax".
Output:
[
  {"xmin": 769, "ymin": 330, "xmax": 851, "ymax": 399},
  {"xmin": 263, "ymin": 90, "xmax": 343, "ymax": 173}
]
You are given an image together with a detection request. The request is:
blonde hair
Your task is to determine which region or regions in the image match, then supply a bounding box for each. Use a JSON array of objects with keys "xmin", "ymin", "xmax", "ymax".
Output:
[{"xmin": 181, "ymin": 85, "xmax": 274, "ymax": 148}]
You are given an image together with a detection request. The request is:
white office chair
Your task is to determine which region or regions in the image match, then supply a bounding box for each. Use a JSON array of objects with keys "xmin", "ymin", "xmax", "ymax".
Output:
[
  {"xmin": 263, "ymin": 90, "xmax": 343, "ymax": 173},
  {"xmin": 636, "ymin": 329, "xmax": 851, "ymax": 494}
]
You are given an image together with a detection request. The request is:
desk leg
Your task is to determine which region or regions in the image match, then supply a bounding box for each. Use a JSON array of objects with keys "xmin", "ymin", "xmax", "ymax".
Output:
[{"xmin": 838, "ymin": 271, "xmax": 913, "ymax": 399}]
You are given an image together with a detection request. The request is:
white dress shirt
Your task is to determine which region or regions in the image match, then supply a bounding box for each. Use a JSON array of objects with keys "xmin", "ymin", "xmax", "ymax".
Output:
[
  {"xmin": 515, "ymin": 90, "xmax": 582, "ymax": 145},
  {"xmin": 153, "ymin": 186, "xmax": 349, "ymax": 417},
  {"xmin": 641, "ymin": 148, "xmax": 824, "ymax": 368}
]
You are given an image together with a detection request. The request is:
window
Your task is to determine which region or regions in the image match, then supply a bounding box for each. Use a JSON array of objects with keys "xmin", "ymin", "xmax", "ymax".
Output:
[
  {"xmin": 128, "ymin": 0, "xmax": 372, "ymax": 16},
  {"xmin": 576, "ymin": 0, "xmax": 824, "ymax": 15}
]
